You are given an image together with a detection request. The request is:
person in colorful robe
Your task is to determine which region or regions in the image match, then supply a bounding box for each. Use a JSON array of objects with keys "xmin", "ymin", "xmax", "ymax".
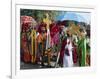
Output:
[
  {"xmin": 59, "ymin": 23, "xmax": 67, "ymax": 67},
  {"xmin": 78, "ymin": 28, "xmax": 87, "ymax": 66},
  {"xmin": 21, "ymin": 23, "xmax": 31, "ymax": 63},
  {"xmin": 36, "ymin": 23, "xmax": 47, "ymax": 65},
  {"xmin": 72, "ymin": 34, "xmax": 78, "ymax": 65},
  {"xmin": 86, "ymin": 36, "xmax": 90, "ymax": 66},
  {"xmin": 63, "ymin": 32, "xmax": 74, "ymax": 67}
]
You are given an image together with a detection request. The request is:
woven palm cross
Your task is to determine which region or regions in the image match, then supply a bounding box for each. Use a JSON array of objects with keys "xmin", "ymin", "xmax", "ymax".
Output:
[
  {"xmin": 43, "ymin": 13, "xmax": 51, "ymax": 29},
  {"xmin": 68, "ymin": 22, "xmax": 82, "ymax": 37}
]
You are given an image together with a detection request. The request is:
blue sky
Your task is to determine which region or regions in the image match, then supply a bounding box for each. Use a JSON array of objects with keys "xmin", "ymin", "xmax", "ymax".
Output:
[{"xmin": 56, "ymin": 11, "xmax": 91, "ymax": 24}]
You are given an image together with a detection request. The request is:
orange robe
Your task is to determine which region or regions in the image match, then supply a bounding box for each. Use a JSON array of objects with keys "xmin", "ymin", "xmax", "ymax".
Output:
[{"xmin": 36, "ymin": 33, "xmax": 47, "ymax": 62}]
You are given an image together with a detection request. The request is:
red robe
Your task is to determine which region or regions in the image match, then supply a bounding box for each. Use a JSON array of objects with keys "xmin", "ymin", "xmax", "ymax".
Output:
[
  {"xmin": 72, "ymin": 43, "xmax": 78, "ymax": 64},
  {"xmin": 21, "ymin": 33, "xmax": 31, "ymax": 63},
  {"xmin": 59, "ymin": 39, "xmax": 67, "ymax": 65}
]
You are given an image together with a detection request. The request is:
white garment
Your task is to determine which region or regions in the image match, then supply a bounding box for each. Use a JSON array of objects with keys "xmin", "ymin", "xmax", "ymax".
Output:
[
  {"xmin": 46, "ymin": 29, "xmax": 51, "ymax": 49},
  {"xmin": 63, "ymin": 38, "xmax": 73, "ymax": 67}
]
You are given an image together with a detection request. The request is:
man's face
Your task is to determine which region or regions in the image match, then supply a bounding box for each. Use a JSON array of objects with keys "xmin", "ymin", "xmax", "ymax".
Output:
[
  {"xmin": 60, "ymin": 25, "xmax": 65, "ymax": 30},
  {"xmin": 41, "ymin": 27, "xmax": 46, "ymax": 33}
]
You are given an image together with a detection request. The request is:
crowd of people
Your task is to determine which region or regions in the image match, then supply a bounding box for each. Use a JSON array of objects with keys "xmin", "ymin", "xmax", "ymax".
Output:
[{"xmin": 20, "ymin": 15, "xmax": 90, "ymax": 68}]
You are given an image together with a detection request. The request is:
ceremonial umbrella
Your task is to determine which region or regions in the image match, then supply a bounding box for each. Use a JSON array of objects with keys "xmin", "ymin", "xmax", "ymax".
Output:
[
  {"xmin": 21, "ymin": 16, "xmax": 37, "ymax": 31},
  {"xmin": 21, "ymin": 16, "xmax": 33, "ymax": 24}
]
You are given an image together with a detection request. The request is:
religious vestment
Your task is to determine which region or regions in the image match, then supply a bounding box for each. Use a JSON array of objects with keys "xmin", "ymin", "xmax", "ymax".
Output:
[
  {"xmin": 78, "ymin": 38, "xmax": 87, "ymax": 66},
  {"xmin": 59, "ymin": 28, "xmax": 67, "ymax": 66},
  {"xmin": 36, "ymin": 32, "xmax": 47, "ymax": 63},
  {"xmin": 63, "ymin": 38, "xmax": 74, "ymax": 67},
  {"xmin": 21, "ymin": 33, "xmax": 31, "ymax": 63},
  {"xmin": 72, "ymin": 42, "xmax": 78, "ymax": 64}
]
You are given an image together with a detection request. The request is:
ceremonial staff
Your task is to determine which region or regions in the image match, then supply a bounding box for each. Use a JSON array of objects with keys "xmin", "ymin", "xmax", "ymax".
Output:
[
  {"xmin": 43, "ymin": 13, "xmax": 52, "ymax": 65},
  {"xmin": 31, "ymin": 29, "xmax": 37, "ymax": 63},
  {"xmin": 31, "ymin": 21, "xmax": 37, "ymax": 63},
  {"xmin": 43, "ymin": 13, "xmax": 51, "ymax": 50}
]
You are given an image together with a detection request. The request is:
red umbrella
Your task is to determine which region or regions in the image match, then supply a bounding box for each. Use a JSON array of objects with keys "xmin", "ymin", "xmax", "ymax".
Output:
[
  {"xmin": 21, "ymin": 16, "xmax": 37, "ymax": 32},
  {"xmin": 21, "ymin": 16, "xmax": 33, "ymax": 24}
]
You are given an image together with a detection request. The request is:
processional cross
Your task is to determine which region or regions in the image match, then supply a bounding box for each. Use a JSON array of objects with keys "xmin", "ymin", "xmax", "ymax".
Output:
[
  {"xmin": 67, "ymin": 22, "xmax": 82, "ymax": 39},
  {"xmin": 43, "ymin": 13, "xmax": 52, "ymax": 65},
  {"xmin": 43, "ymin": 13, "xmax": 52, "ymax": 50},
  {"xmin": 43, "ymin": 13, "xmax": 51, "ymax": 29}
]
